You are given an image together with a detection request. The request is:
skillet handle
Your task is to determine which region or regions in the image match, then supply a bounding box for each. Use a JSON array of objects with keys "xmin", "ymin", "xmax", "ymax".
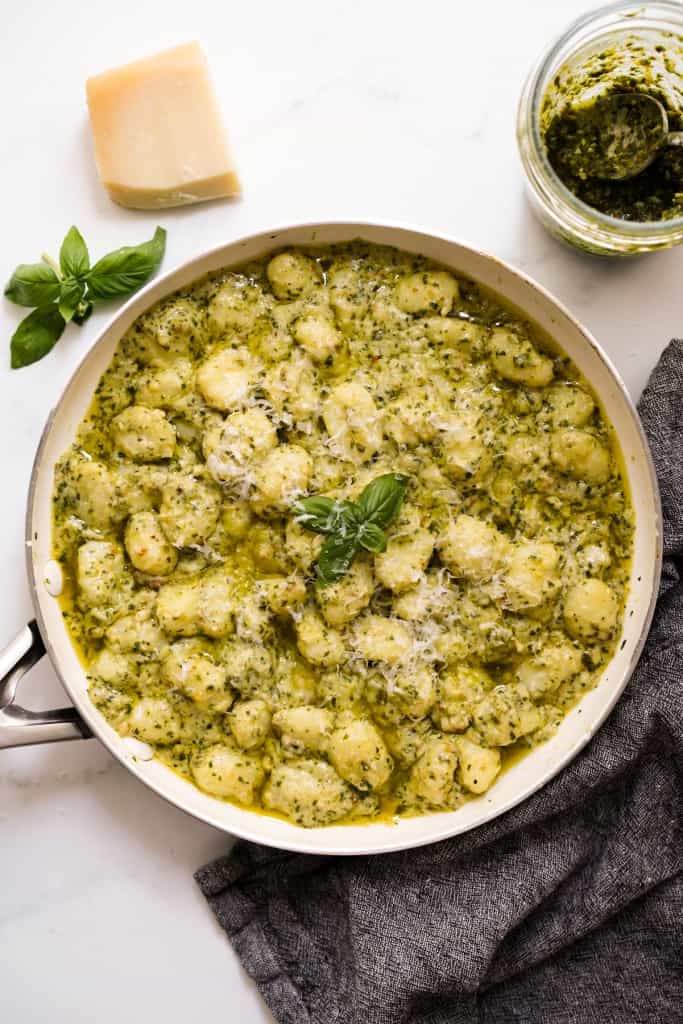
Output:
[{"xmin": 0, "ymin": 621, "xmax": 91, "ymax": 748}]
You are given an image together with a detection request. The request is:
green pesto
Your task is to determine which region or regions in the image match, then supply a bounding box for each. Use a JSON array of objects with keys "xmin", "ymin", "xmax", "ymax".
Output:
[
  {"xmin": 52, "ymin": 242, "xmax": 633, "ymax": 828},
  {"xmin": 541, "ymin": 33, "xmax": 683, "ymax": 221}
]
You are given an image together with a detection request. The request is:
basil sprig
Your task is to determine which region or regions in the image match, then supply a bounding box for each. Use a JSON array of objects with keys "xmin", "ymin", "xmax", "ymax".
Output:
[
  {"xmin": 5, "ymin": 225, "xmax": 166, "ymax": 369},
  {"xmin": 293, "ymin": 473, "xmax": 409, "ymax": 586}
]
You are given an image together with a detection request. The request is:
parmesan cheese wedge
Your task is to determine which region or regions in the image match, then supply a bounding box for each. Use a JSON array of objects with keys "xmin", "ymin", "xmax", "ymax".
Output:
[{"xmin": 86, "ymin": 42, "xmax": 241, "ymax": 210}]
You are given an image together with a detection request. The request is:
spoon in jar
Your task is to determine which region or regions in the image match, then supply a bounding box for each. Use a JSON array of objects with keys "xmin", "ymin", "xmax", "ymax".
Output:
[{"xmin": 571, "ymin": 92, "xmax": 683, "ymax": 181}]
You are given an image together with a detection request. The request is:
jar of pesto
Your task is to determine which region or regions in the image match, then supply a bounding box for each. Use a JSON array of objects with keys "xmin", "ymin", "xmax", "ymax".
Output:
[{"xmin": 517, "ymin": 1, "xmax": 683, "ymax": 255}]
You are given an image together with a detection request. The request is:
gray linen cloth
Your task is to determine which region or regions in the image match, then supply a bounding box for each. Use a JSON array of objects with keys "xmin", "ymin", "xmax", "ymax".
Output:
[{"xmin": 195, "ymin": 341, "xmax": 683, "ymax": 1024}]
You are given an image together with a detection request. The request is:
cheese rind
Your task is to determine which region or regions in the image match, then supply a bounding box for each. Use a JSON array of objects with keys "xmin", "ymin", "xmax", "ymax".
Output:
[{"xmin": 86, "ymin": 42, "xmax": 241, "ymax": 210}]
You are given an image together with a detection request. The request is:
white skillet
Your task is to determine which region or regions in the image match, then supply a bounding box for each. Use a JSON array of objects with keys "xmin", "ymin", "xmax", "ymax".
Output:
[{"xmin": 0, "ymin": 222, "xmax": 662, "ymax": 856}]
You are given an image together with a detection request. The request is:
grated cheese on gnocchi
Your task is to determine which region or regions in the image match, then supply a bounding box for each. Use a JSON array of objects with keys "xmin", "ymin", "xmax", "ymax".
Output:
[{"xmin": 52, "ymin": 242, "xmax": 633, "ymax": 827}]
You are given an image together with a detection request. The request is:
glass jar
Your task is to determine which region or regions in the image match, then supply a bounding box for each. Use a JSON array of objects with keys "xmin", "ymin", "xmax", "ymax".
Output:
[{"xmin": 517, "ymin": 1, "xmax": 683, "ymax": 256}]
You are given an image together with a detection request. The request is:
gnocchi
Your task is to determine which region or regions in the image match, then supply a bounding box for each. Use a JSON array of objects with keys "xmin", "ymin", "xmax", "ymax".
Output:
[
  {"xmin": 272, "ymin": 705, "xmax": 335, "ymax": 754},
  {"xmin": 328, "ymin": 717, "xmax": 393, "ymax": 790},
  {"xmin": 229, "ymin": 700, "xmax": 271, "ymax": 749},
  {"xmin": 316, "ymin": 561, "xmax": 374, "ymax": 626},
  {"xmin": 129, "ymin": 697, "xmax": 182, "ymax": 745},
  {"xmin": 564, "ymin": 579, "xmax": 619, "ymax": 640},
  {"xmin": 374, "ymin": 528, "xmax": 434, "ymax": 593},
  {"xmin": 54, "ymin": 242, "xmax": 632, "ymax": 828},
  {"xmin": 112, "ymin": 405, "xmax": 176, "ymax": 461},
  {"xmin": 263, "ymin": 760, "xmax": 354, "ymax": 827},
  {"xmin": 394, "ymin": 271, "xmax": 459, "ymax": 315},
  {"xmin": 251, "ymin": 444, "xmax": 313, "ymax": 514},
  {"xmin": 196, "ymin": 347, "xmax": 259, "ymax": 411},
  {"xmin": 550, "ymin": 429, "xmax": 611, "ymax": 484},
  {"xmin": 159, "ymin": 474, "xmax": 221, "ymax": 547},
  {"xmin": 438, "ymin": 515, "xmax": 506, "ymax": 581},
  {"xmin": 294, "ymin": 310, "xmax": 341, "ymax": 361},
  {"xmin": 191, "ymin": 743, "xmax": 264, "ymax": 802},
  {"xmin": 203, "ymin": 408, "xmax": 277, "ymax": 484},
  {"xmin": 77, "ymin": 541, "xmax": 124, "ymax": 607},
  {"xmin": 267, "ymin": 251, "xmax": 320, "ymax": 300},
  {"xmin": 322, "ymin": 380, "xmax": 383, "ymax": 462},
  {"xmin": 489, "ymin": 328, "xmax": 554, "ymax": 388},
  {"xmin": 124, "ymin": 511, "xmax": 178, "ymax": 576}
]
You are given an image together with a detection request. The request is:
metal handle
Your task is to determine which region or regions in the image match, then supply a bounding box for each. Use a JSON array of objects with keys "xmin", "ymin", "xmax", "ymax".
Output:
[{"xmin": 0, "ymin": 621, "xmax": 91, "ymax": 748}]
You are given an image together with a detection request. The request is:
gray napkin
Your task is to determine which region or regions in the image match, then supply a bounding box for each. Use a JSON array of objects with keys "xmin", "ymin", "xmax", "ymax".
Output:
[{"xmin": 195, "ymin": 341, "xmax": 683, "ymax": 1024}]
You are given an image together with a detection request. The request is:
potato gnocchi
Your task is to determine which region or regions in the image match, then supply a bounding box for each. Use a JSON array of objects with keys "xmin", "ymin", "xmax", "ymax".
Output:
[{"xmin": 52, "ymin": 242, "xmax": 633, "ymax": 827}]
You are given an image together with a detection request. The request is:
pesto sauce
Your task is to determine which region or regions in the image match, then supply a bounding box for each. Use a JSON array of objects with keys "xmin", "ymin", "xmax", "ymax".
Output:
[
  {"xmin": 52, "ymin": 242, "xmax": 634, "ymax": 828},
  {"xmin": 541, "ymin": 34, "xmax": 683, "ymax": 221}
]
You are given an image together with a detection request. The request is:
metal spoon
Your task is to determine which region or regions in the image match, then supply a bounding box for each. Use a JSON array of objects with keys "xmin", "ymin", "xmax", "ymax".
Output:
[{"xmin": 585, "ymin": 92, "xmax": 683, "ymax": 180}]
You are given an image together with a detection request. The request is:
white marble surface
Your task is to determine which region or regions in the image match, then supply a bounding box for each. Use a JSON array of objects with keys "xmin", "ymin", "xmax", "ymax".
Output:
[{"xmin": 1, "ymin": 0, "xmax": 681, "ymax": 1019}]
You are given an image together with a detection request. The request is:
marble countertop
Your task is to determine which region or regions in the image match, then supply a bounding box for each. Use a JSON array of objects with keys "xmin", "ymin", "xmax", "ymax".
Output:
[{"xmin": 2, "ymin": 1, "xmax": 681, "ymax": 1019}]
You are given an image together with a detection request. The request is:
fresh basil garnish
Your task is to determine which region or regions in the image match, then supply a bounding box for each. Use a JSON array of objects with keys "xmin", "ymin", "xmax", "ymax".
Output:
[
  {"xmin": 293, "ymin": 473, "xmax": 409, "ymax": 585},
  {"xmin": 357, "ymin": 520, "xmax": 388, "ymax": 553},
  {"xmin": 292, "ymin": 496, "xmax": 359, "ymax": 536},
  {"xmin": 59, "ymin": 226, "xmax": 90, "ymax": 279},
  {"xmin": 292, "ymin": 495, "xmax": 336, "ymax": 531},
  {"xmin": 5, "ymin": 264, "xmax": 61, "ymax": 308},
  {"xmin": 355, "ymin": 473, "xmax": 409, "ymax": 529},
  {"xmin": 4, "ymin": 225, "xmax": 166, "ymax": 368},
  {"xmin": 10, "ymin": 307, "xmax": 66, "ymax": 369},
  {"xmin": 86, "ymin": 227, "xmax": 166, "ymax": 299},
  {"xmin": 316, "ymin": 534, "xmax": 361, "ymax": 586}
]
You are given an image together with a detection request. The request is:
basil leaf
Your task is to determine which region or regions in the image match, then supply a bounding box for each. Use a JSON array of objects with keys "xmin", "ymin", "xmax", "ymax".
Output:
[
  {"xmin": 294, "ymin": 497, "xmax": 359, "ymax": 536},
  {"xmin": 293, "ymin": 495, "xmax": 336, "ymax": 533},
  {"xmin": 295, "ymin": 474, "xmax": 409, "ymax": 583},
  {"xmin": 10, "ymin": 307, "xmax": 65, "ymax": 369},
  {"xmin": 5, "ymin": 264, "xmax": 61, "ymax": 308},
  {"xmin": 58, "ymin": 278, "xmax": 86, "ymax": 323},
  {"xmin": 59, "ymin": 226, "xmax": 90, "ymax": 279},
  {"xmin": 357, "ymin": 522, "xmax": 387, "ymax": 553},
  {"xmin": 315, "ymin": 535, "xmax": 359, "ymax": 586},
  {"xmin": 355, "ymin": 473, "xmax": 409, "ymax": 529},
  {"xmin": 86, "ymin": 226, "xmax": 166, "ymax": 300},
  {"xmin": 328, "ymin": 500, "xmax": 362, "ymax": 536}
]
